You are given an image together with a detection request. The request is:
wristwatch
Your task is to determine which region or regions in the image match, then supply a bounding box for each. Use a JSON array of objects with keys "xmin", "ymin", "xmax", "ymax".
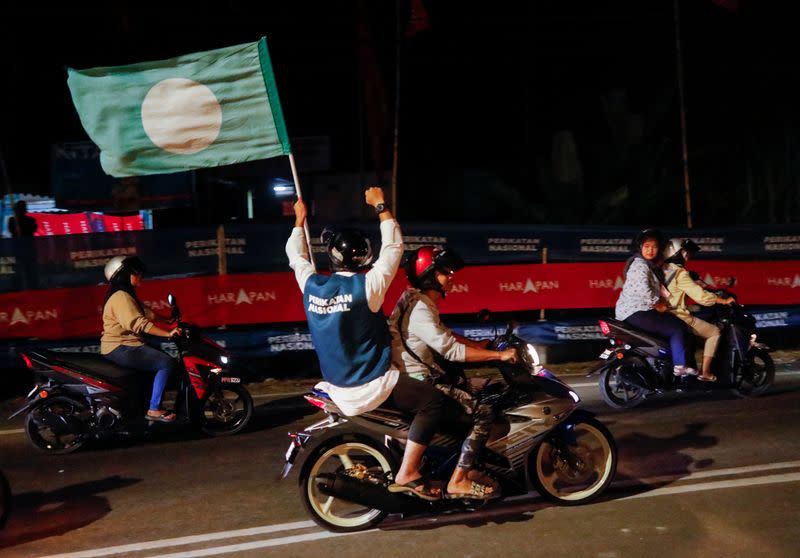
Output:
[{"xmin": 375, "ymin": 202, "xmax": 388, "ymax": 215}]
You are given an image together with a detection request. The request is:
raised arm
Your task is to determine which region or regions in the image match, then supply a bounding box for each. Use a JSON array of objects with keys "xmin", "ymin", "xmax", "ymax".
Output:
[
  {"xmin": 285, "ymin": 198, "xmax": 316, "ymax": 293},
  {"xmin": 364, "ymin": 187, "xmax": 404, "ymax": 311}
]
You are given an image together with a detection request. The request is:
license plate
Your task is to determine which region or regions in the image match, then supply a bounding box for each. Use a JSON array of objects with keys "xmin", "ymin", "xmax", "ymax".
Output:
[
  {"xmin": 221, "ymin": 377, "xmax": 241, "ymax": 383},
  {"xmin": 599, "ymin": 349, "xmax": 612, "ymax": 360}
]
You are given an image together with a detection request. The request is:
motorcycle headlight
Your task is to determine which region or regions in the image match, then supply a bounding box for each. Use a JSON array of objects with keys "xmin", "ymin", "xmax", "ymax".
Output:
[
  {"xmin": 220, "ymin": 355, "xmax": 229, "ymax": 365},
  {"xmin": 526, "ymin": 344, "xmax": 540, "ymax": 367}
]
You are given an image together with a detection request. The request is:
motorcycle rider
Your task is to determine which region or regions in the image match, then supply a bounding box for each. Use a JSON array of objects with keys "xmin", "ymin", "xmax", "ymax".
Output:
[
  {"xmin": 287, "ymin": 188, "xmax": 448, "ymax": 501},
  {"xmin": 100, "ymin": 256, "xmax": 182, "ymax": 422},
  {"xmin": 388, "ymin": 246, "xmax": 516, "ymax": 499},
  {"xmin": 615, "ymin": 229, "xmax": 695, "ymax": 377},
  {"xmin": 663, "ymin": 239, "xmax": 735, "ymax": 382}
]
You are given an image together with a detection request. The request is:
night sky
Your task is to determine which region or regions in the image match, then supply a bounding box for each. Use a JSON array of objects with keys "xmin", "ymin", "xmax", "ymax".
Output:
[{"xmin": 1, "ymin": 1, "xmax": 797, "ymax": 227}]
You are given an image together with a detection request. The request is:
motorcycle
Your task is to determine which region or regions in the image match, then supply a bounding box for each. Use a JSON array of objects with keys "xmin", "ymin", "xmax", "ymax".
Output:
[
  {"xmin": 10, "ymin": 294, "xmax": 253, "ymax": 454},
  {"xmin": 592, "ymin": 281, "xmax": 774, "ymax": 409},
  {"xmin": 281, "ymin": 323, "xmax": 617, "ymax": 532}
]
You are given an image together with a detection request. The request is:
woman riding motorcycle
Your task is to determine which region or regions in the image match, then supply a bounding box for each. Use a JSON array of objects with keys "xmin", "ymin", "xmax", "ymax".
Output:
[
  {"xmin": 663, "ymin": 239, "xmax": 735, "ymax": 382},
  {"xmin": 100, "ymin": 256, "xmax": 182, "ymax": 422},
  {"xmin": 615, "ymin": 229, "xmax": 694, "ymax": 376},
  {"xmin": 388, "ymin": 246, "xmax": 516, "ymax": 499}
]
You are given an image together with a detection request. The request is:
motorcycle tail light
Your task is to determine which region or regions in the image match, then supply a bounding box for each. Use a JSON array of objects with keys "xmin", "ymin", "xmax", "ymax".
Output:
[
  {"xmin": 21, "ymin": 354, "xmax": 33, "ymax": 369},
  {"xmin": 616, "ymin": 352, "xmax": 624, "ymax": 360},
  {"xmin": 598, "ymin": 320, "xmax": 611, "ymax": 336},
  {"xmin": 304, "ymin": 395, "xmax": 326, "ymax": 410},
  {"xmin": 39, "ymin": 390, "xmax": 49, "ymax": 399}
]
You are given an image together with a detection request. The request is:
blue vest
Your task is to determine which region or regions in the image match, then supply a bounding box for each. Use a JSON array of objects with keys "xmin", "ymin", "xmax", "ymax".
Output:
[{"xmin": 303, "ymin": 273, "xmax": 391, "ymax": 387}]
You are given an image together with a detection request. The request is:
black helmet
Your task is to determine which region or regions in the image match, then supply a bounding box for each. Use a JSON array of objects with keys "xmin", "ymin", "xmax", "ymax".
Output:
[
  {"xmin": 633, "ymin": 228, "xmax": 665, "ymax": 254},
  {"xmin": 404, "ymin": 246, "xmax": 464, "ymax": 294},
  {"xmin": 321, "ymin": 228, "xmax": 373, "ymax": 272}
]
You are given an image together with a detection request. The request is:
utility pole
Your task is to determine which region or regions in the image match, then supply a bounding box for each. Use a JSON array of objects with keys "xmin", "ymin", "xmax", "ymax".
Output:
[{"xmin": 674, "ymin": 0, "xmax": 693, "ymax": 228}]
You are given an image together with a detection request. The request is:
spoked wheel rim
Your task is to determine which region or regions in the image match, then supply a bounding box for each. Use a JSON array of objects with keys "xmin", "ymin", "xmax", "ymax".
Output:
[
  {"xmin": 601, "ymin": 366, "xmax": 645, "ymax": 408},
  {"xmin": 202, "ymin": 386, "xmax": 251, "ymax": 434},
  {"xmin": 25, "ymin": 397, "xmax": 88, "ymax": 453},
  {"xmin": 534, "ymin": 422, "xmax": 615, "ymax": 502},
  {"xmin": 306, "ymin": 442, "xmax": 392, "ymax": 529}
]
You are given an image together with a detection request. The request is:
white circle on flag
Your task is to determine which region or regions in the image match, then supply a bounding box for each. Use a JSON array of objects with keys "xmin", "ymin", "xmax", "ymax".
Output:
[{"xmin": 141, "ymin": 78, "xmax": 222, "ymax": 154}]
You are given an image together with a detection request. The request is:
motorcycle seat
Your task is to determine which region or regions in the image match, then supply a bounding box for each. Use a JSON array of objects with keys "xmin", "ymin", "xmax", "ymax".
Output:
[
  {"xmin": 34, "ymin": 349, "xmax": 145, "ymax": 383},
  {"xmin": 604, "ymin": 318, "xmax": 670, "ymax": 349}
]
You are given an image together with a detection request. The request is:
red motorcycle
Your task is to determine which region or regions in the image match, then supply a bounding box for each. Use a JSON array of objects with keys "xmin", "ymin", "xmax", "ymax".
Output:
[{"xmin": 10, "ymin": 294, "xmax": 253, "ymax": 454}]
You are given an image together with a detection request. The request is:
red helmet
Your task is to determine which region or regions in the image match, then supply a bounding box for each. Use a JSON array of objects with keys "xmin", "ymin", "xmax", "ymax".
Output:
[{"xmin": 405, "ymin": 246, "xmax": 464, "ymax": 293}]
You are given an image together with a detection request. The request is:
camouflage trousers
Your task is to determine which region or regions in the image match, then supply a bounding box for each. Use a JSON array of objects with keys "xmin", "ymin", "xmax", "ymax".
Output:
[{"xmin": 434, "ymin": 382, "xmax": 494, "ymax": 470}]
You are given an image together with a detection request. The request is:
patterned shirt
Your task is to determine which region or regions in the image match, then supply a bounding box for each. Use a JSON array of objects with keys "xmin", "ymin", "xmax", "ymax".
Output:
[{"xmin": 615, "ymin": 257, "xmax": 661, "ymax": 321}]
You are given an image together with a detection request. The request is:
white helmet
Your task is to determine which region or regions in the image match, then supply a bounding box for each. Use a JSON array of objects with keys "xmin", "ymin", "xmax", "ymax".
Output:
[
  {"xmin": 662, "ymin": 239, "xmax": 684, "ymax": 261},
  {"xmin": 663, "ymin": 238, "xmax": 700, "ymax": 263},
  {"xmin": 104, "ymin": 256, "xmax": 146, "ymax": 282}
]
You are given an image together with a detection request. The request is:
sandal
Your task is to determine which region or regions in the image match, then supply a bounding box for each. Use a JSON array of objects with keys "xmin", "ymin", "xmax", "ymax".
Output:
[
  {"xmin": 697, "ymin": 374, "xmax": 717, "ymax": 382},
  {"xmin": 445, "ymin": 480, "xmax": 495, "ymax": 500},
  {"xmin": 146, "ymin": 410, "xmax": 177, "ymax": 423},
  {"xmin": 388, "ymin": 477, "xmax": 442, "ymax": 501},
  {"xmin": 467, "ymin": 469, "xmax": 500, "ymax": 491}
]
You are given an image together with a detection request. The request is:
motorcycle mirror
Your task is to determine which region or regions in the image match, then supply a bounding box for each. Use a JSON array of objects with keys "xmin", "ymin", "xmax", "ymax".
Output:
[{"xmin": 167, "ymin": 294, "xmax": 176, "ymax": 306}]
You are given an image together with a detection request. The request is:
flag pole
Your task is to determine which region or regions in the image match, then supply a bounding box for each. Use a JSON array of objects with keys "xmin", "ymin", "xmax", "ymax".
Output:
[
  {"xmin": 289, "ymin": 152, "xmax": 316, "ymax": 270},
  {"xmin": 390, "ymin": 0, "xmax": 401, "ymax": 217}
]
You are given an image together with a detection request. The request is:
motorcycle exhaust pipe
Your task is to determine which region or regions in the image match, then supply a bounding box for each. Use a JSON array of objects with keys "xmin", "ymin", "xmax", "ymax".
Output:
[{"xmin": 314, "ymin": 473, "xmax": 431, "ymax": 514}]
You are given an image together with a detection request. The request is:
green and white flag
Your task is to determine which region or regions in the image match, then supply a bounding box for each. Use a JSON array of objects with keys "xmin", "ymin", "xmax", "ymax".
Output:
[{"xmin": 67, "ymin": 37, "xmax": 290, "ymax": 177}]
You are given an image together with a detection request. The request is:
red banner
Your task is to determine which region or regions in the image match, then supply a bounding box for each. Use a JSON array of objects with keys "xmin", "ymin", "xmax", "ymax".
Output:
[
  {"xmin": 31, "ymin": 213, "xmax": 92, "ymax": 236},
  {"xmin": 1, "ymin": 261, "xmax": 798, "ymax": 340},
  {"xmin": 95, "ymin": 213, "xmax": 145, "ymax": 232}
]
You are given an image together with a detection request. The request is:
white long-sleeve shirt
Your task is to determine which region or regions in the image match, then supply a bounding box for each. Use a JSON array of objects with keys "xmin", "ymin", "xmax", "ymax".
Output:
[
  {"xmin": 285, "ymin": 219, "xmax": 403, "ymax": 415},
  {"xmin": 388, "ymin": 288, "xmax": 466, "ymax": 381}
]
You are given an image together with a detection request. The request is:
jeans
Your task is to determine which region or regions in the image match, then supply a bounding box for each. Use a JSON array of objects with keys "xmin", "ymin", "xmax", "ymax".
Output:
[
  {"xmin": 104, "ymin": 344, "xmax": 179, "ymax": 411},
  {"xmin": 625, "ymin": 310, "xmax": 688, "ymax": 366}
]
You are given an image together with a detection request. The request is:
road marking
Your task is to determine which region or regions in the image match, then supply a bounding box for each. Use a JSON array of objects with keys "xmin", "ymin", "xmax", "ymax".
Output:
[
  {"xmin": 142, "ymin": 530, "xmax": 369, "ymax": 558},
  {"xmin": 38, "ymin": 521, "xmax": 318, "ymax": 558},
  {"xmin": 0, "ymin": 428, "xmax": 24, "ymax": 436},
  {"xmin": 621, "ymin": 471, "xmax": 800, "ymax": 500},
  {"xmin": 614, "ymin": 459, "xmax": 800, "ymax": 488},
  {"xmin": 38, "ymin": 459, "xmax": 800, "ymax": 558}
]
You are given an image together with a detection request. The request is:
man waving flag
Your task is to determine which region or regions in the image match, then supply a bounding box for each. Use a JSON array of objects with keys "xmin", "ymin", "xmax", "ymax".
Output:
[{"xmin": 67, "ymin": 37, "xmax": 290, "ymax": 177}]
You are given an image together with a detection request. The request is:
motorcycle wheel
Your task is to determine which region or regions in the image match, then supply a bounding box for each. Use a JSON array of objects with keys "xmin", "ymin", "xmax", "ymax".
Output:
[
  {"xmin": 599, "ymin": 364, "xmax": 646, "ymax": 409},
  {"xmin": 730, "ymin": 349, "xmax": 775, "ymax": 398},
  {"xmin": 299, "ymin": 439, "xmax": 395, "ymax": 532},
  {"xmin": 530, "ymin": 417, "xmax": 617, "ymax": 505},
  {"xmin": 24, "ymin": 396, "xmax": 89, "ymax": 454},
  {"xmin": 200, "ymin": 384, "xmax": 253, "ymax": 437},
  {"xmin": 0, "ymin": 469, "xmax": 9, "ymax": 529}
]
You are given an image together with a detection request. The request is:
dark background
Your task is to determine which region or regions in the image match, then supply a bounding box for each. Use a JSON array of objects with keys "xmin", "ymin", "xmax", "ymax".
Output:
[{"xmin": 0, "ymin": 0, "xmax": 797, "ymax": 227}]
